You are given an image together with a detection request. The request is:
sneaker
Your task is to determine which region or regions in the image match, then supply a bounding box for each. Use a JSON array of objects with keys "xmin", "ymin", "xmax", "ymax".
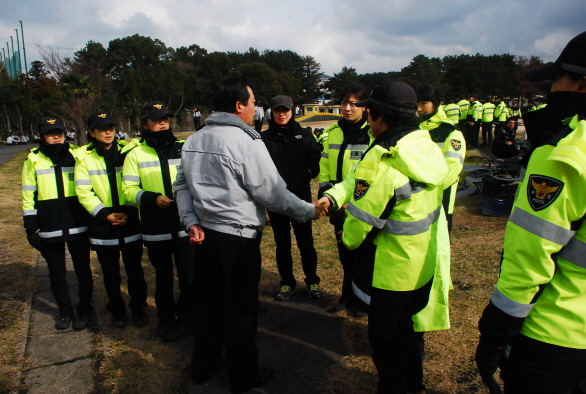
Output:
[
  {"xmin": 308, "ymin": 284, "xmax": 320, "ymax": 299},
  {"xmin": 276, "ymin": 285, "xmax": 295, "ymax": 301}
]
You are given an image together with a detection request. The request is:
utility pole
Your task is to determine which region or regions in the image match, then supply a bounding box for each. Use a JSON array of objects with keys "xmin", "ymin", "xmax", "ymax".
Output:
[
  {"xmin": 20, "ymin": 21, "xmax": 28, "ymax": 75},
  {"xmin": 15, "ymin": 29, "xmax": 22, "ymax": 76}
]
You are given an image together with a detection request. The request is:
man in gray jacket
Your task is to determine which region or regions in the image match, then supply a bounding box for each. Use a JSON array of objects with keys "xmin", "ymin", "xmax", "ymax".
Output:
[{"xmin": 174, "ymin": 77, "xmax": 324, "ymax": 394}]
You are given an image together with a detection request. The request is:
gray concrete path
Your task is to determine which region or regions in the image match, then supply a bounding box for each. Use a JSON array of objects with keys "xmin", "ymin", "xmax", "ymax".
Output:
[
  {"xmin": 0, "ymin": 143, "xmax": 33, "ymax": 166},
  {"xmin": 24, "ymin": 254, "xmax": 96, "ymax": 394}
]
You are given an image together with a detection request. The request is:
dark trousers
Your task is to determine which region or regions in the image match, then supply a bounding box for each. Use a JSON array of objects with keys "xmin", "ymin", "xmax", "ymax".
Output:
[
  {"xmin": 96, "ymin": 242, "xmax": 146, "ymax": 317},
  {"xmin": 267, "ymin": 210, "xmax": 319, "ymax": 288},
  {"xmin": 332, "ymin": 215, "xmax": 355, "ymax": 306},
  {"xmin": 471, "ymin": 121, "xmax": 481, "ymax": 148},
  {"xmin": 482, "ymin": 122, "xmax": 494, "ymax": 146},
  {"xmin": 40, "ymin": 237, "xmax": 93, "ymax": 317},
  {"xmin": 147, "ymin": 242, "xmax": 195, "ymax": 323},
  {"xmin": 191, "ymin": 228, "xmax": 261, "ymax": 393},
  {"xmin": 368, "ymin": 278, "xmax": 433, "ymax": 394},
  {"xmin": 502, "ymin": 334, "xmax": 586, "ymax": 394},
  {"xmin": 193, "ymin": 118, "xmax": 201, "ymax": 130}
]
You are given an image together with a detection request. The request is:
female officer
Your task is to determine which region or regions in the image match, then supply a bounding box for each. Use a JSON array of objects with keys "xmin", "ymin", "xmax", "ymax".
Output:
[
  {"xmin": 318, "ymin": 86, "xmax": 372, "ymax": 316},
  {"xmin": 22, "ymin": 117, "xmax": 93, "ymax": 330},
  {"xmin": 122, "ymin": 102, "xmax": 194, "ymax": 341},
  {"xmin": 74, "ymin": 111, "xmax": 147, "ymax": 328},
  {"xmin": 318, "ymin": 80, "xmax": 448, "ymax": 393}
]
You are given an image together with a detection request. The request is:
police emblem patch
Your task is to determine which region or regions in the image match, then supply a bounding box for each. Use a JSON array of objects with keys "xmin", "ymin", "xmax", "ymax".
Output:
[
  {"xmin": 353, "ymin": 180, "xmax": 370, "ymax": 201},
  {"xmin": 47, "ymin": 119, "xmax": 56, "ymax": 124},
  {"xmin": 350, "ymin": 151, "xmax": 362, "ymax": 160},
  {"xmin": 527, "ymin": 175, "xmax": 563, "ymax": 211},
  {"xmin": 153, "ymin": 104, "xmax": 163, "ymax": 109},
  {"xmin": 451, "ymin": 139, "xmax": 462, "ymax": 151}
]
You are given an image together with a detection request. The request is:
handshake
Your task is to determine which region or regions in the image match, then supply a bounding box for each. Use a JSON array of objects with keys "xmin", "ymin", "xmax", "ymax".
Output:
[{"xmin": 312, "ymin": 196, "xmax": 332, "ymax": 220}]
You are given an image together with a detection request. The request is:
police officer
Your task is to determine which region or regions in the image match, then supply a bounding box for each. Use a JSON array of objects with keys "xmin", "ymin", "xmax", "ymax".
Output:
[
  {"xmin": 466, "ymin": 94, "xmax": 482, "ymax": 149},
  {"xmin": 476, "ymin": 31, "xmax": 586, "ymax": 394},
  {"xmin": 174, "ymin": 77, "xmax": 323, "ymax": 393},
  {"xmin": 443, "ymin": 98, "xmax": 461, "ymax": 125},
  {"xmin": 318, "ymin": 80, "xmax": 448, "ymax": 393},
  {"xmin": 494, "ymin": 97, "xmax": 509, "ymax": 135},
  {"xmin": 122, "ymin": 102, "xmax": 194, "ymax": 341},
  {"xmin": 74, "ymin": 111, "xmax": 148, "ymax": 328},
  {"xmin": 22, "ymin": 117, "xmax": 93, "ymax": 330},
  {"xmin": 319, "ymin": 86, "xmax": 372, "ymax": 315},
  {"xmin": 262, "ymin": 95, "xmax": 322, "ymax": 301},
  {"xmin": 481, "ymin": 98, "xmax": 496, "ymax": 147}
]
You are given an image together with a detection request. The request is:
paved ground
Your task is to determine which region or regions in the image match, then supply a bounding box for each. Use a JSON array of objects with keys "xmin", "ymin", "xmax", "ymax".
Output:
[{"xmin": 0, "ymin": 143, "xmax": 32, "ymax": 165}]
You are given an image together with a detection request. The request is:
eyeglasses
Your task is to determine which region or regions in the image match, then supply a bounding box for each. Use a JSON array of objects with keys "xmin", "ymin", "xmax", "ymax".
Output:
[{"xmin": 341, "ymin": 101, "xmax": 357, "ymax": 107}]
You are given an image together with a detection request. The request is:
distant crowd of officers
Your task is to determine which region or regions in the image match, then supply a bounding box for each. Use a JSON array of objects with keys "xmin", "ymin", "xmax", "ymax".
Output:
[{"xmin": 20, "ymin": 30, "xmax": 586, "ymax": 394}]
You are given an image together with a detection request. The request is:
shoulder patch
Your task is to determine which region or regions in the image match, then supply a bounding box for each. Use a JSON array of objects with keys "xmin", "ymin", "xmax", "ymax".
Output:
[
  {"xmin": 527, "ymin": 174, "xmax": 564, "ymax": 211},
  {"xmin": 451, "ymin": 139, "xmax": 462, "ymax": 151},
  {"xmin": 353, "ymin": 180, "xmax": 371, "ymax": 201},
  {"xmin": 242, "ymin": 128, "xmax": 262, "ymax": 140}
]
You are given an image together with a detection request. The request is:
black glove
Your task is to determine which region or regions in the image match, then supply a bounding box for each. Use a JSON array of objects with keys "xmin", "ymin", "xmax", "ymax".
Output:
[
  {"xmin": 476, "ymin": 301, "xmax": 524, "ymax": 394},
  {"xmin": 317, "ymin": 182, "xmax": 335, "ymax": 199},
  {"xmin": 26, "ymin": 231, "xmax": 43, "ymax": 251},
  {"xmin": 476, "ymin": 335, "xmax": 504, "ymax": 394}
]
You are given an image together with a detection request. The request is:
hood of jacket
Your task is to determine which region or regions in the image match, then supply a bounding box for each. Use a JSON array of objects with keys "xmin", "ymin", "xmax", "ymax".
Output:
[
  {"xmin": 389, "ymin": 129, "xmax": 448, "ymax": 188},
  {"xmin": 205, "ymin": 111, "xmax": 256, "ymax": 132}
]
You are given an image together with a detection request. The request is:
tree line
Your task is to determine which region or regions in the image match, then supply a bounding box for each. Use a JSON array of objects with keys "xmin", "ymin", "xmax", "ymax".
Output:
[{"xmin": 0, "ymin": 33, "xmax": 545, "ymax": 141}]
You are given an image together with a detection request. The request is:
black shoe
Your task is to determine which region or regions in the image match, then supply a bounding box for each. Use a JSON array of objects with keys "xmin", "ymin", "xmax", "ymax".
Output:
[
  {"xmin": 132, "ymin": 312, "xmax": 149, "ymax": 328},
  {"xmin": 231, "ymin": 367, "xmax": 274, "ymax": 394},
  {"xmin": 55, "ymin": 315, "xmax": 72, "ymax": 330},
  {"xmin": 113, "ymin": 314, "xmax": 127, "ymax": 329},
  {"xmin": 72, "ymin": 313, "xmax": 92, "ymax": 330},
  {"xmin": 155, "ymin": 319, "xmax": 174, "ymax": 337},
  {"xmin": 192, "ymin": 358, "xmax": 225, "ymax": 384},
  {"xmin": 164, "ymin": 320, "xmax": 191, "ymax": 342}
]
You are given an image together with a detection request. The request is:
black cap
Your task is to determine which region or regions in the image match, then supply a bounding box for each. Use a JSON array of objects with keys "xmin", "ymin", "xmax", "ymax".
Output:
[
  {"xmin": 38, "ymin": 117, "xmax": 65, "ymax": 134},
  {"xmin": 269, "ymin": 95, "xmax": 294, "ymax": 111},
  {"xmin": 140, "ymin": 101, "xmax": 174, "ymax": 120},
  {"xmin": 87, "ymin": 111, "xmax": 117, "ymax": 130},
  {"xmin": 526, "ymin": 31, "xmax": 586, "ymax": 82},
  {"xmin": 355, "ymin": 80, "xmax": 418, "ymax": 114}
]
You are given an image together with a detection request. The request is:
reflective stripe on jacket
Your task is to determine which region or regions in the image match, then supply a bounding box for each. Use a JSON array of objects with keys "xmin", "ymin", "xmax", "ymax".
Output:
[
  {"xmin": 326, "ymin": 128, "xmax": 448, "ymax": 291},
  {"xmin": 21, "ymin": 144, "xmax": 89, "ymax": 242},
  {"xmin": 319, "ymin": 119, "xmax": 372, "ymax": 186},
  {"xmin": 493, "ymin": 114, "xmax": 586, "ymax": 348},
  {"xmin": 74, "ymin": 139, "xmax": 142, "ymax": 250},
  {"xmin": 122, "ymin": 137, "xmax": 188, "ymax": 246}
]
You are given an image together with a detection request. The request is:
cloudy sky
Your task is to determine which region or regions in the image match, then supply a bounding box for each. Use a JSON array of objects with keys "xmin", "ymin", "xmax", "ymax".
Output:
[{"xmin": 1, "ymin": 0, "xmax": 585, "ymax": 76}]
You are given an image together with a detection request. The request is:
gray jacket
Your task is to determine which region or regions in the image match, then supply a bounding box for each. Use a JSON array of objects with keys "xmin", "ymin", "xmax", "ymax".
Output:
[{"xmin": 174, "ymin": 112, "xmax": 315, "ymax": 238}]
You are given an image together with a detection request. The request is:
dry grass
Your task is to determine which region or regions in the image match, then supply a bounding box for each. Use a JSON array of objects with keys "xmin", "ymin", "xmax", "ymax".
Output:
[
  {"xmin": 2, "ymin": 142, "xmax": 507, "ymax": 393},
  {"xmin": 0, "ymin": 151, "xmax": 36, "ymax": 393}
]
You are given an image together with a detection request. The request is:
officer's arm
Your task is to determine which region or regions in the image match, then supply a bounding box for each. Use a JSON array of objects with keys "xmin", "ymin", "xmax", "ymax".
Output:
[
  {"xmin": 443, "ymin": 130, "xmax": 466, "ymax": 188},
  {"xmin": 242, "ymin": 139, "xmax": 314, "ymax": 222},
  {"xmin": 122, "ymin": 149, "xmax": 159, "ymax": 208},
  {"xmin": 21, "ymin": 157, "xmax": 39, "ymax": 233},
  {"xmin": 74, "ymin": 158, "xmax": 112, "ymax": 223},
  {"xmin": 318, "ymin": 132, "xmax": 332, "ymax": 185},
  {"xmin": 307, "ymin": 130, "xmax": 321, "ymax": 179},
  {"xmin": 173, "ymin": 163, "xmax": 201, "ymax": 230}
]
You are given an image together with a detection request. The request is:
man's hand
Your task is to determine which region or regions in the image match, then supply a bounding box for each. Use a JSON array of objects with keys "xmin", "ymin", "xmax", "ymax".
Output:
[
  {"xmin": 313, "ymin": 197, "xmax": 330, "ymax": 220},
  {"xmin": 26, "ymin": 231, "xmax": 42, "ymax": 251},
  {"xmin": 156, "ymin": 195, "xmax": 174, "ymax": 209},
  {"xmin": 188, "ymin": 225, "xmax": 205, "ymax": 245}
]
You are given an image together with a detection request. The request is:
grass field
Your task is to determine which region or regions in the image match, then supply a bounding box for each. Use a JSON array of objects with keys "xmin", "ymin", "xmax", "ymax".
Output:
[{"xmin": 0, "ymin": 140, "xmax": 504, "ymax": 393}]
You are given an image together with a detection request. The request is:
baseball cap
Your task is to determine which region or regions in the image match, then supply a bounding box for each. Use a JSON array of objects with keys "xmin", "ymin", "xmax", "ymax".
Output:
[
  {"xmin": 87, "ymin": 111, "xmax": 117, "ymax": 130},
  {"xmin": 140, "ymin": 101, "xmax": 174, "ymax": 120},
  {"xmin": 38, "ymin": 117, "xmax": 66, "ymax": 134},
  {"xmin": 355, "ymin": 80, "xmax": 418, "ymax": 114},
  {"xmin": 270, "ymin": 95, "xmax": 294, "ymax": 111},
  {"xmin": 526, "ymin": 31, "xmax": 586, "ymax": 82}
]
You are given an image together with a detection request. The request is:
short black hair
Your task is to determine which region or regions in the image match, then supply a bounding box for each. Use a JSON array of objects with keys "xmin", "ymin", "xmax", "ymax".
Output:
[
  {"xmin": 415, "ymin": 84, "xmax": 439, "ymax": 109},
  {"xmin": 213, "ymin": 76, "xmax": 251, "ymax": 113},
  {"xmin": 368, "ymin": 102, "xmax": 419, "ymax": 128},
  {"xmin": 340, "ymin": 86, "xmax": 369, "ymax": 103}
]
